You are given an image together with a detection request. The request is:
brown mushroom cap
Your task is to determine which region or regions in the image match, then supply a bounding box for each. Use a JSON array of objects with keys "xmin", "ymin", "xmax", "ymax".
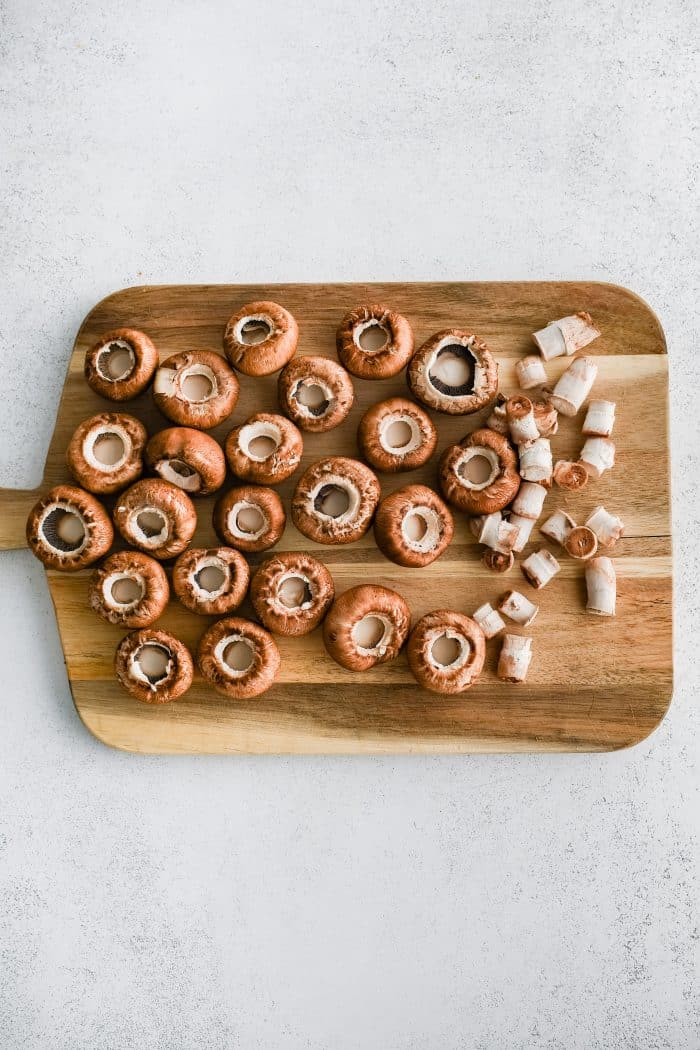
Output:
[
  {"xmin": 224, "ymin": 412, "xmax": 303, "ymax": 485},
  {"xmin": 277, "ymin": 355, "xmax": 354, "ymax": 433},
  {"xmin": 89, "ymin": 551, "xmax": 169, "ymax": 628},
  {"xmin": 145, "ymin": 427, "xmax": 226, "ymax": 496},
  {"xmin": 213, "ymin": 485, "xmax": 286, "ymax": 552},
  {"xmin": 66, "ymin": 412, "xmax": 147, "ymax": 495},
  {"xmin": 153, "ymin": 350, "xmax": 239, "ymax": 430},
  {"xmin": 223, "ymin": 300, "xmax": 298, "ymax": 377},
  {"xmin": 439, "ymin": 428, "xmax": 520, "ymax": 514},
  {"xmin": 336, "ymin": 304, "xmax": 414, "ymax": 380},
  {"xmin": 197, "ymin": 616, "xmax": 281, "ymax": 698},
  {"xmin": 407, "ymin": 329, "xmax": 499, "ymax": 415},
  {"xmin": 26, "ymin": 484, "xmax": 113, "ymax": 572},
  {"xmin": 250, "ymin": 552, "xmax": 335, "ymax": 637},
  {"xmin": 374, "ymin": 484, "xmax": 454, "ymax": 568},
  {"xmin": 115, "ymin": 628, "xmax": 193, "ymax": 704},
  {"xmin": 84, "ymin": 328, "xmax": 158, "ymax": 402},
  {"xmin": 322, "ymin": 584, "xmax": 411, "ymax": 671},
  {"xmin": 172, "ymin": 547, "xmax": 250, "ymax": 615},
  {"xmin": 113, "ymin": 478, "xmax": 197, "ymax": 560},
  {"xmin": 291, "ymin": 456, "xmax": 380, "ymax": 545},
  {"xmin": 407, "ymin": 610, "xmax": 486, "ymax": 694},
  {"xmin": 357, "ymin": 397, "xmax": 438, "ymax": 473}
]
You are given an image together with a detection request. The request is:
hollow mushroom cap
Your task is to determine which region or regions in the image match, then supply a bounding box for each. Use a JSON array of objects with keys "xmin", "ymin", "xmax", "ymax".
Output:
[
  {"xmin": 336, "ymin": 303, "xmax": 414, "ymax": 380},
  {"xmin": 26, "ymin": 484, "xmax": 113, "ymax": 572},
  {"xmin": 322, "ymin": 584, "xmax": 411, "ymax": 672},
  {"xmin": 374, "ymin": 484, "xmax": 454, "ymax": 568},
  {"xmin": 407, "ymin": 329, "xmax": 499, "ymax": 415},
  {"xmin": 438, "ymin": 427, "xmax": 520, "ymax": 514},
  {"xmin": 223, "ymin": 300, "xmax": 299, "ymax": 376},
  {"xmin": 224, "ymin": 412, "xmax": 303, "ymax": 485},
  {"xmin": 115, "ymin": 628, "xmax": 194, "ymax": 704},
  {"xmin": 145, "ymin": 427, "xmax": 226, "ymax": 496},
  {"xmin": 277, "ymin": 355, "xmax": 354, "ymax": 433},
  {"xmin": 357, "ymin": 397, "xmax": 438, "ymax": 473},
  {"xmin": 153, "ymin": 350, "xmax": 239, "ymax": 430},
  {"xmin": 291, "ymin": 456, "xmax": 381, "ymax": 545},
  {"xmin": 113, "ymin": 478, "xmax": 197, "ymax": 560},
  {"xmin": 407, "ymin": 610, "xmax": 486, "ymax": 694},
  {"xmin": 84, "ymin": 328, "xmax": 159, "ymax": 402},
  {"xmin": 250, "ymin": 551, "xmax": 335, "ymax": 637},
  {"xmin": 197, "ymin": 616, "xmax": 281, "ymax": 699},
  {"xmin": 172, "ymin": 546, "xmax": 250, "ymax": 616},
  {"xmin": 213, "ymin": 485, "xmax": 286, "ymax": 553},
  {"xmin": 89, "ymin": 551, "xmax": 169, "ymax": 628},
  {"xmin": 66, "ymin": 412, "xmax": 147, "ymax": 495}
]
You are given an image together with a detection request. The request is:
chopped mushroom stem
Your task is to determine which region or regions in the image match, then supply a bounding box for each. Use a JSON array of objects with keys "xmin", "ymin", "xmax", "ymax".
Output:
[
  {"xmin": 498, "ymin": 590, "xmax": 539, "ymax": 627},
  {"xmin": 532, "ymin": 312, "xmax": 600, "ymax": 361},
  {"xmin": 471, "ymin": 511, "xmax": 502, "ymax": 547},
  {"xmin": 553, "ymin": 460, "xmax": 589, "ymax": 492},
  {"xmin": 506, "ymin": 396, "xmax": 539, "ymax": 444},
  {"xmin": 585, "ymin": 557, "xmax": 616, "ymax": 616},
  {"xmin": 512, "ymin": 481, "xmax": 547, "ymax": 520},
  {"xmin": 533, "ymin": 399, "xmax": 559, "ymax": 437},
  {"xmin": 515, "ymin": 355, "xmax": 548, "ymax": 390},
  {"xmin": 519, "ymin": 438, "xmax": 553, "ymax": 483},
  {"xmin": 509, "ymin": 514, "xmax": 537, "ymax": 553},
  {"xmin": 486, "ymin": 395, "xmax": 509, "ymax": 435},
  {"xmin": 580, "ymin": 437, "xmax": 616, "ymax": 478},
  {"xmin": 548, "ymin": 356, "xmax": 598, "ymax": 416},
  {"xmin": 521, "ymin": 548, "xmax": 560, "ymax": 589},
  {"xmin": 493, "ymin": 519, "xmax": 520, "ymax": 554},
  {"xmin": 472, "ymin": 602, "xmax": 506, "ymax": 639},
  {"xmin": 497, "ymin": 634, "xmax": 533, "ymax": 683},
  {"xmin": 585, "ymin": 506, "xmax": 625, "ymax": 548},
  {"xmin": 483, "ymin": 549, "xmax": 514, "ymax": 573},
  {"xmin": 564, "ymin": 525, "xmax": 599, "ymax": 560},
  {"xmin": 540, "ymin": 510, "xmax": 576, "ymax": 546},
  {"xmin": 583, "ymin": 399, "xmax": 616, "ymax": 437}
]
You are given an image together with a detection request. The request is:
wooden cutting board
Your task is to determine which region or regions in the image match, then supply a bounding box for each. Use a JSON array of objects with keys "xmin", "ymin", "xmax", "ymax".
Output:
[{"xmin": 0, "ymin": 282, "xmax": 672, "ymax": 753}]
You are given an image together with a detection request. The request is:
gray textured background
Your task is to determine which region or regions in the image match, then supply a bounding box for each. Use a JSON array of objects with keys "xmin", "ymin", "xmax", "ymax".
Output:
[{"xmin": 1, "ymin": 1, "xmax": 698, "ymax": 1047}]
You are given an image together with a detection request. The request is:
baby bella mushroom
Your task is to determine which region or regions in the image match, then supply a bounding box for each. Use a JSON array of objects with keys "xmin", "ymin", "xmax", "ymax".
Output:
[
  {"xmin": 407, "ymin": 610, "xmax": 485, "ymax": 694},
  {"xmin": 66, "ymin": 412, "xmax": 147, "ymax": 495},
  {"xmin": 439, "ymin": 428, "xmax": 520, "ymax": 515},
  {"xmin": 214, "ymin": 485, "xmax": 286, "ymax": 553},
  {"xmin": 90, "ymin": 551, "xmax": 169, "ymax": 628},
  {"xmin": 113, "ymin": 479, "xmax": 197, "ymax": 560},
  {"xmin": 336, "ymin": 303, "xmax": 414, "ymax": 380},
  {"xmin": 115, "ymin": 628, "xmax": 194, "ymax": 704},
  {"xmin": 323, "ymin": 585, "xmax": 410, "ymax": 672},
  {"xmin": 145, "ymin": 427, "xmax": 226, "ymax": 496},
  {"xmin": 292, "ymin": 457, "xmax": 380, "ymax": 545},
  {"xmin": 26, "ymin": 485, "xmax": 113, "ymax": 571},
  {"xmin": 250, "ymin": 552, "xmax": 335, "ymax": 637},
  {"xmin": 173, "ymin": 547, "xmax": 250, "ymax": 616},
  {"xmin": 407, "ymin": 329, "xmax": 498, "ymax": 415},
  {"xmin": 374, "ymin": 484, "xmax": 454, "ymax": 568},
  {"xmin": 197, "ymin": 616, "xmax": 281, "ymax": 699},
  {"xmin": 153, "ymin": 350, "xmax": 239, "ymax": 429},
  {"xmin": 357, "ymin": 397, "xmax": 437, "ymax": 473},
  {"xmin": 84, "ymin": 328, "xmax": 158, "ymax": 401},
  {"xmin": 278, "ymin": 355, "xmax": 354, "ymax": 433},
  {"xmin": 225, "ymin": 412, "xmax": 302, "ymax": 485},
  {"xmin": 224, "ymin": 300, "xmax": 299, "ymax": 376}
]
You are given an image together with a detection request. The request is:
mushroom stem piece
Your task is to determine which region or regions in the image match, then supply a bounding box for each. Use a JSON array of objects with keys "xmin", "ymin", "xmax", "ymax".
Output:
[
  {"xmin": 579, "ymin": 437, "xmax": 616, "ymax": 478},
  {"xmin": 583, "ymin": 399, "xmax": 616, "ymax": 437},
  {"xmin": 472, "ymin": 602, "xmax": 506, "ymax": 639},
  {"xmin": 521, "ymin": 548, "xmax": 560, "ymax": 589},
  {"xmin": 564, "ymin": 525, "xmax": 599, "ymax": 560},
  {"xmin": 532, "ymin": 312, "xmax": 600, "ymax": 361},
  {"xmin": 486, "ymin": 395, "xmax": 509, "ymax": 435},
  {"xmin": 497, "ymin": 634, "xmax": 533, "ymax": 682},
  {"xmin": 506, "ymin": 396, "xmax": 539, "ymax": 445},
  {"xmin": 515, "ymin": 355, "xmax": 548, "ymax": 390},
  {"xmin": 511, "ymin": 481, "xmax": 547, "ymax": 520},
  {"xmin": 470, "ymin": 511, "xmax": 502, "ymax": 546},
  {"xmin": 585, "ymin": 506, "xmax": 625, "ymax": 548},
  {"xmin": 482, "ymin": 549, "xmax": 514, "ymax": 573},
  {"xmin": 509, "ymin": 514, "xmax": 537, "ymax": 553},
  {"xmin": 540, "ymin": 510, "xmax": 576, "ymax": 546},
  {"xmin": 498, "ymin": 590, "xmax": 539, "ymax": 627},
  {"xmin": 548, "ymin": 356, "xmax": 598, "ymax": 416},
  {"xmin": 518, "ymin": 438, "xmax": 553, "ymax": 483},
  {"xmin": 585, "ymin": 557, "xmax": 616, "ymax": 616},
  {"xmin": 553, "ymin": 460, "xmax": 589, "ymax": 492}
]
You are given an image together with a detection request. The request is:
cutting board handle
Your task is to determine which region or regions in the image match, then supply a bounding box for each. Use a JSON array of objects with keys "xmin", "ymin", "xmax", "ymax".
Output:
[{"xmin": 0, "ymin": 486, "xmax": 43, "ymax": 551}]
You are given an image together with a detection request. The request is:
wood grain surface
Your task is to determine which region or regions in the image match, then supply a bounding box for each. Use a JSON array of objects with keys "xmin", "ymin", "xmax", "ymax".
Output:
[{"xmin": 0, "ymin": 282, "xmax": 672, "ymax": 753}]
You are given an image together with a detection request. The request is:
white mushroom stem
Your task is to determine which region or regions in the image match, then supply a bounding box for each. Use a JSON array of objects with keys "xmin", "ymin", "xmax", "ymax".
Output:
[
  {"xmin": 470, "ymin": 511, "xmax": 502, "ymax": 547},
  {"xmin": 585, "ymin": 557, "xmax": 616, "ymax": 616},
  {"xmin": 506, "ymin": 396, "xmax": 540, "ymax": 444},
  {"xmin": 515, "ymin": 355, "xmax": 548, "ymax": 390},
  {"xmin": 579, "ymin": 437, "xmax": 616, "ymax": 478},
  {"xmin": 519, "ymin": 437, "xmax": 553, "ymax": 483},
  {"xmin": 521, "ymin": 548, "xmax": 560, "ymax": 589},
  {"xmin": 532, "ymin": 312, "xmax": 600, "ymax": 361},
  {"xmin": 583, "ymin": 399, "xmax": 616, "ymax": 437},
  {"xmin": 533, "ymin": 399, "xmax": 559, "ymax": 436},
  {"xmin": 509, "ymin": 514, "xmax": 536, "ymax": 553},
  {"xmin": 585, "ymin": 506, "xmax": 625, "ymax": 548},
  {"xmin": 472, "ymin": 602, "xmax": 506, "ymax": 640},
  {"xmin": 497, "ymin": 634, "xmax": 533, "ymax": 683},
  {"xmin": 511, "ymin": 481, "xmax": 546, "ymax": 521},
  {"xmin": 539, "ymin": 510, "xmax": 576, "ymax": 546},
  {"xmin": 486, "ymin": 396, "xmax": 509, "ymax": 435},
  {"xmin": 548, "ymin": 356, "xmax": 598, "ymax": 416},
  {"xmin": 498, "ymin": 590, "xmax": 539, "ymax": 627},
  {"xmin": 493, "ymin": 519, "xmax": 520, "ymax": 554}
]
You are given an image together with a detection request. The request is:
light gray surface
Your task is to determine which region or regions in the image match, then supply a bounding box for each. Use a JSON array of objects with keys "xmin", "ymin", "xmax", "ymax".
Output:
[{"xmin": 0, "ymin": 1, "xmax": 698, "ymax": 1046}]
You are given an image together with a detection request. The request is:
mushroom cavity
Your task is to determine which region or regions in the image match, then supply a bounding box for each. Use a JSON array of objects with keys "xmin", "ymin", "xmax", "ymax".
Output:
[
  {"xmin": 457, "ymin": 447, "xmax": 500, "ymax": 489},
  {"xmin": 217, "ymin": 635, "xmax": 255, "ymax": 676},
  {"xmin": 96, "ymin": 339, "xmax": 136, "ymax": 381},
  {"xmin": 238, "ymin": 419, "xmax": 281, "ymax": 461},
  {"xmin": 228, "ymin": 501, "xmax": 267, "ymax": 540},
  {"xmin": 106, "ymin": 572, "xmax": 145, "ymax": 608},
  {"xmin": 40, "ymin": 504, "xmax": 87, "ymax": 553},
  {"xmin": 238, "ymin": 316, "xmax": 273, "ymax": 345},
  {"xmin": 428, "ymin": 342, "xmax": 476, "ymax": 396},
  {"xmin": 312, "ymin": 478, "xmax": 357, "ymax": 521}
]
